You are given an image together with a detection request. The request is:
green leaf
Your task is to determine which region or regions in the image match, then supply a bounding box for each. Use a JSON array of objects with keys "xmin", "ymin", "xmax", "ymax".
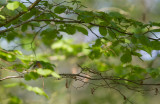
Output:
[
  {"xmin": 21, "ymin": 24, "xmax": 28, "ymax": 32},
  {"xmin": 7, "ymin": 1, "xmax": 20, "ymax": 11},
  {"xmin": 151, "ymin": 41, "xmax": 160, "ymax": 50},
  {"xmin": 3, "ymin": 83, "xmax": 19, "ymax": 88},
  {"xmin": 76, "ymin": 26, "xmax": 88, "ymax": 35},
  {"xmin": 37, "ymin": 68, "xmax": 53, "ymax": 76},
  {"xmin": 29, "ymin": 72, "xmax": 39, "ymax": 80},
  {"xmin": 41, "ymin": 28, "xmax": 58, "ymax": 37},
  {"xmin": 99, "ymin": 27, "xmax": 107, "ymax": 36},
  {"xmin": 29, "ymin": 87, "xmax": 48, "ymax": 98},
  {"xmin": 134, "ymin": 34, "xmax": 151, "ymax": 46},
  {"xmin": 124, "ymin": 39, "xmax": 130, "ymax": 44},
  {"xmin": 41, "ymin": 28, "xmax": 58, "ymax": 45},
  {"xmin": 114, "ymin": 65, "xmax": 127, "ymax": 76},
  {"xmin": 127, "ymin": 73, "xmax": 144, "ymax": 80},
  {"xmin": 30, "ymin": 22, "xmax": 40, "ymax": 27},
  {"xmin": 6, "ymin": 31, "xmax": 18, "ymax": 42},
  {"xmin": 21, "ymin": 12, "xmax": 33, "ymax": 21},
  {"xmin": 0, "ymin": 50, "xmax": 16, "ymax": 62},
  {"xmin": 120, "ymin": 51, "xmax": 132, "ymax": 63},
  {"xmin": 100, "ymin": 21, "xmax": 110, "ymax": 26},
  {"xmin": 12, "ymin": 64, "xmax": 24, "ymax": 72},
  {"xmin": 150, "ymin": 29, "xmax": 160, "ymax": 32},
  {"xmin": 142, "ymin": 46, "xmax": 152, "ymax": 56},
  {"xmin": 97, "ymin": 62, "xmax": 108, "ymax": 71},
  {"xmin": 94, "ymin": 39, "xmax": 101, "ymax": 46},
  {"xmin": 89, "ymin": 48, "xmax": 102, "ymax": 59},
  {"xmin": 8, "ymin": 96, "xmax": 22, "ymax": 104},
  {"xmin": 51, "ymin": 72, "xmax": 61, "ymax": 78},
  {"xmin": 24, "ymin": 74, "xmax": 32, "ymax": 81},
  {"xmin": 139, "ymin": 35, "xmax": 151, "ymax": 46},
  {"xmin": 21, "ymin": 8, "xmax": 37, "ymax": 21},
  {"xmin": 0, "ymin": 15, "xmax": 5, "ymax": 19},
  {"xmin": 108, "ymin": 29, "xmax": 116, "ymax": 38},
  {"xmin": 132, "ymin": 66, "xmax": 146, "ymax": 74},
  {"xmin": 131, "ymin": 36, "xmax": 137, "ymax": 44},
  {"xmin": 76, "ymin": 10, "xmax": 94, "ymax": 23},
  {"xmin": 14, "ymin": 50, "xmax": 23, "ymax": 55},
  {"xmin": 65, "ymin": 25, "xmax": 76, "ymax": 35},
  {"xmin": 146, "ymin": 68, "xmax": 159, "ymax": 78},
  {"xmin": 131, "ymin": 51, "xmax": 142, "ymax": 57},
  {"xmin": 19, "ymin": 3, "xmax": 28, "ymax": 11},
  {"xmin": 20, "ymin": 83, "xmax": 48, "ymax": 98},
  {"xmin": 54, "ymin": 5, "xmax": 66, "ymax": 14},
  {"xmin": 109, "ymin": 12, "xmax": 123, "ymax": 18}
]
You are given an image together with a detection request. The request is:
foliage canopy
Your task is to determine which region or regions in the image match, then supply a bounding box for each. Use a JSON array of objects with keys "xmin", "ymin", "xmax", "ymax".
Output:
[{"xmin": 1, "ymin": 0, "xmax": 160, "ymax": 103}]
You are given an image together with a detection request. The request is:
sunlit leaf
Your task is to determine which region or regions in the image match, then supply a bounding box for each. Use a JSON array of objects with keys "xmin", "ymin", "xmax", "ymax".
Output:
[
  {"xmin": 3, "ymin": 83, "xmax": 19, "ymax": 88},
  {"xmin": 0, "ymin": 15, "xmax": 5, "ymax": 19},
  {"xmin": 51, "ymin": 72, "xmax": 61, "ymax": 78},
  {"xmin": 20, "ymin": 83, "xmax": 48, "ymax": 98},
  {"xmin": 7, "ymin": 1, "xmax": 20, "ymax": 11},
  {"xmin": 37, "ymin": 68, "xmax": 53, "ymax": 76}
]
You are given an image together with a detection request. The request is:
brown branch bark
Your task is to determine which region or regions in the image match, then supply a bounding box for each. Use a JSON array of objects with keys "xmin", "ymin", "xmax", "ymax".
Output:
[
  {"xmin": 0, "ymin": 75, "xmax": 23, "ymax": 81},
  {"xmin": 0, "ymin": 73, "xmax": 160, "ymax": 86}
]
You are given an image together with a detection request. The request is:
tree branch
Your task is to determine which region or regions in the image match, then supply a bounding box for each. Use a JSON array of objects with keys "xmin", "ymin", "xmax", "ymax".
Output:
[
  {"xmin": 0, "ymin": 75, "xmax": 23, "ymax": 81},
  {"xmin": 0, "ymin": 0, "xmax": 41, "ymax": 27},
  {"xmin": 0, "ymin": 73, "xmax": 160, "ymax": 86},
  {"xmin": 0, "ymin": 18, "xmax": 159, "ymax": 41}
]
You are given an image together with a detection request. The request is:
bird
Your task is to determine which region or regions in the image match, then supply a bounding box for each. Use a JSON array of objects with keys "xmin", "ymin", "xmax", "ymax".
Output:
[{"xmin": 33, "ymin": 61, "xmax": 43, "ymax": 69}]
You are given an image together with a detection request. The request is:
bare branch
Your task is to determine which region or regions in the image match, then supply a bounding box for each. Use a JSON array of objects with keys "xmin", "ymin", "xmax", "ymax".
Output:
[{"xmin": 0, "ymin": 75, "xmax": 23, "ymax": 81}]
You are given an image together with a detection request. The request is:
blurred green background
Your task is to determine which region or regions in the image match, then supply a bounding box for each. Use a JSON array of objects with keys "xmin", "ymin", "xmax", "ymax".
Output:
[{"xmin": 1, "ymin": 0, "xmax": 160, "ymax": 104}]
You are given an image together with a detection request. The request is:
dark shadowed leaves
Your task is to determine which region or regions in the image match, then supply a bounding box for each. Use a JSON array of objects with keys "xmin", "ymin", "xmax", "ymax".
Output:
[
  {"xmin": 76, "ymin": 26, "xmax": 88, "ymax": 35},
  {"xmin": 120, "ymin": 51, "xmax": 132, "ymax": 63},
  {"xmin": 65, "ymin": 25, "xmax": 76, "ymax": 35},
  {"xmin": 54, "ymin": 5, "xmax": 66, "ymax": 14},
  {"xmin": 99, "ymin": 27, "xmax": 107, "ymax": 36}
]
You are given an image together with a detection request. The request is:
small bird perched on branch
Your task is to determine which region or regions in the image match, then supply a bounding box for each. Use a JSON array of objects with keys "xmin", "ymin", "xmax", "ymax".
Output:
[
  {"xmin": 32, "ymin": 61, "xmax": 45, "ymax": 88},
  {"xmin": 27, "ymin": 61, "xmax": 43, "ymax": 72},
  {"xmin": 33, "ymin": 61, "xmax": 43, "ymax": 69}
]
